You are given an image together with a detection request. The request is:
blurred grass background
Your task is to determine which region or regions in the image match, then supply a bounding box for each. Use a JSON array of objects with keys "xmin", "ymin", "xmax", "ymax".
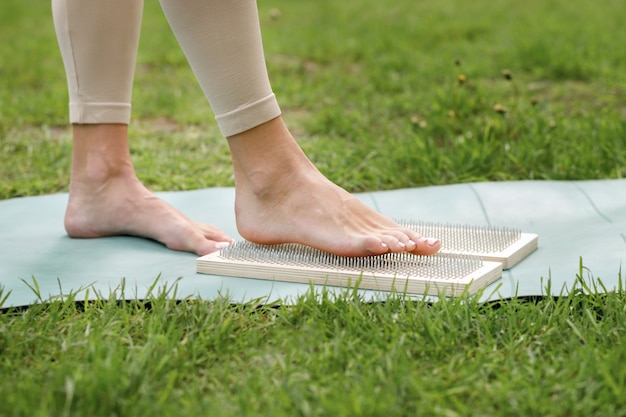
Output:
[{"xmin": 1, "ymin": 0, "xmax": 625, "ymax": 198}]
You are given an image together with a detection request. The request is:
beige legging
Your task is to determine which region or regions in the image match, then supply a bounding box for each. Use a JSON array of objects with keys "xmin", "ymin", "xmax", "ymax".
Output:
[{"xmin": 51, "ymin": 0, "xmax": 281, "ymax": 137}]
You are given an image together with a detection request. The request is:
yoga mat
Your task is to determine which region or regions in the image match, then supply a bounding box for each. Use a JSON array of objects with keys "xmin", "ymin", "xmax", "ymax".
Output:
[{"xmin": 1, "ymin": 180, "xmax": 624, "ymax": 307}]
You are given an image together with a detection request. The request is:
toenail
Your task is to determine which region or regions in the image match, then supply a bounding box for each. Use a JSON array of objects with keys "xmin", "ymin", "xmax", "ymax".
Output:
[
  {"xmin": 215, "ymin": 241, "xmax": 232, "ymax": 249},
  {"xmin": 407, "ymin": 240, "xmax": 416, "ymax": 247},
  {"xmin": 426, "ymin": 238, "xmax": 440, "ymax": 247}
]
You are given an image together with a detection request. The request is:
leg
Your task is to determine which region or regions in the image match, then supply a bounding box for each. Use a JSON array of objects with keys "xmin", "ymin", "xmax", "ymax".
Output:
[
  {"xmin": 52, "ymin": 0, "xmax": 233, "ymax": 255},
  {"xmin": 160, "ymin": 0, "xmax": 440, "ymax": 257}
]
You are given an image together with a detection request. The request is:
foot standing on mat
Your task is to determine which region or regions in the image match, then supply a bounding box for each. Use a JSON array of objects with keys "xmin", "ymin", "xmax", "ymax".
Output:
[{"xmin": 52, "ymin": 0, "xmax": 441, "ymax": 258}]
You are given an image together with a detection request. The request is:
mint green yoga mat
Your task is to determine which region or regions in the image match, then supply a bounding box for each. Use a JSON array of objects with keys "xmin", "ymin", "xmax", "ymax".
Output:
[{"xmin": 1, "ymin": 180, "xmax": 624, "ymax": 307}]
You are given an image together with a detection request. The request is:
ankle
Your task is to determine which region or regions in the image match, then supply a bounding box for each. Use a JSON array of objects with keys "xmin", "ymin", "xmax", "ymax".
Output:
[
  {"xmin": 70, "ymin": 124, "xmax": 137, "ymax": 187},
  {"xmin": 71, "ymin": 158, "xmax": 136, "ymax": 190},
  {"xmin": 228, "ymin": 118, "xmax": 316, "ymax": 198}
]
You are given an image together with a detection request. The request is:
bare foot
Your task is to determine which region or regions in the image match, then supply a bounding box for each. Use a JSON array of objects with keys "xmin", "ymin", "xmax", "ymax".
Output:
[
  {"xmin": 64, "ymin": 174, "xmax": 233, "ymax": 255},
  {"xmin": 65, "ymin": 124, "xmax": 233, "ymax": 255},
  {"xmin": 228, "ymin": 118, "xmax": 441, "ymax": 257}
]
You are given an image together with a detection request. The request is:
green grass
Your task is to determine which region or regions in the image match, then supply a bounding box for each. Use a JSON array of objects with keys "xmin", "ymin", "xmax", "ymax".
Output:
[
  {"xmin": 2, "ymin": 269, "xmax": 626, "ymax": 416},
  {"xmin": 2, "ymin": 0, "xmax": 626, "ymax": 415}
]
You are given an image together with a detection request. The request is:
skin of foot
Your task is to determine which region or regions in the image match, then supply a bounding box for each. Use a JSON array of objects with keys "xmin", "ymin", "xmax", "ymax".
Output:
[
  {"xmin": 64, "ymin": 124, "xmax": 233, "ymax": 255},
  {"xmin": 65, "ymin": 121, "xmax": 440, "ymax": 258},
  {"xmin": 228, "ymin": 117, "xmax": 441, "ymax": 257}
]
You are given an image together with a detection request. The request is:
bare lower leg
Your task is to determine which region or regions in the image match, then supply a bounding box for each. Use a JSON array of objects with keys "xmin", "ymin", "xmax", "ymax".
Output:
[
  {"xmin": 228, "ymin": 117, "xmax": 441, "ymax": 257},
  {"xmin": 64, "ymin": 124, "xmax": 233, "ymax": 255}
]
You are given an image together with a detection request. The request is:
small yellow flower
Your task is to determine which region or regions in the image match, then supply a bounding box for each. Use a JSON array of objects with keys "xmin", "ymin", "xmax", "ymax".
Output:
[
  {"xmin": 410, "ymin": 116, "xmax": 428, "ymax": 128},
  {"xmin": 269, "ymin": 8, "xmax": 281, "ymax": 20},
  {"xmin": 457, "ymin": 74, "xmax": 467, "ymax": 85},
  {"xmin": 493, "ymin": 104, "xmax": 506, "ymax": 114}
]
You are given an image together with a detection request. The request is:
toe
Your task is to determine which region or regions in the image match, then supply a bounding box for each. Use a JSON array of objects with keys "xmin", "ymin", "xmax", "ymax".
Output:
[
  {"xmin": 410, "ymin": 237, "xmax": 441, "ymax": 255},
  {"xmin": 196, "ymin": 222, "xmax": 233, "ymax": 243},
  {"xmin": 194, "ymin": 239, "xmax": 233, "ymax": 256},
  {"xmin": 360, "ymin": 235, "xmax": 390, "ymax": 256},
  {"xmin": 379, "ymin": 234, "xmax": 407, "ymax": 253}
]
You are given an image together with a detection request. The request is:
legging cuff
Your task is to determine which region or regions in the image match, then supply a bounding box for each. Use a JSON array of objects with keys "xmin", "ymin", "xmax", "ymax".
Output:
[
  {"xmin": 215, "ymin": 93, "xmax": 281, "ymax": 137},
  {"xmin": 69, "ymin": 102, "xmax": 132, "ymax": 124}
]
